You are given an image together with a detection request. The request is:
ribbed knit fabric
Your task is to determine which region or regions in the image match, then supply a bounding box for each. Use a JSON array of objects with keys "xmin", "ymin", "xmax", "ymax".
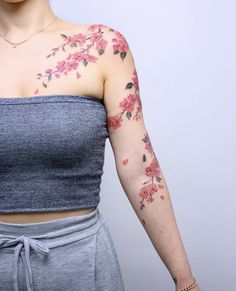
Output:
[{"xmin": 0, "ymin": 95, "xmax": 109, "ymax": 213}]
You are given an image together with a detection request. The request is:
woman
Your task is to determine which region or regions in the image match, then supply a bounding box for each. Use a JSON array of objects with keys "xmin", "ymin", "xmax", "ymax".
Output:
[{"xmin": 0, "ymin": 0, "xmax": 201, "ymax": 290}]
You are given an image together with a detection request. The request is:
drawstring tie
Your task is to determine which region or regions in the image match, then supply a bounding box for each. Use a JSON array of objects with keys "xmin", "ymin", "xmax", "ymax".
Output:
[{"xmin": 0, "ymin": 235, "xmax": 49, "ymax": 291}]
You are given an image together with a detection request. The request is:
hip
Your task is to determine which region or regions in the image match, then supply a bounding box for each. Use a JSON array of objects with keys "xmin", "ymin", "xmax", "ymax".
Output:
[{"xmin": 0, "ymin": 207, "xmax": 125, "ymax": 291}]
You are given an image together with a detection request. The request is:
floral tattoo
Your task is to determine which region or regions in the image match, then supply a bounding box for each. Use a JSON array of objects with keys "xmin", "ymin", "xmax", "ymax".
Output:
[
  {"xmin": 107, "ymin": 69, "xmax": 142, "ymax": 129},
  {"xmin": 106, "ymin": 68, "xmax": 165, "ymax": 216},
  {"xmin": 34, "ymin": 24, "xmax": 129, "ymax": 95},
  {"xmin": 139, "ymin": 131, "xmax": 165, "ymax": 210}
]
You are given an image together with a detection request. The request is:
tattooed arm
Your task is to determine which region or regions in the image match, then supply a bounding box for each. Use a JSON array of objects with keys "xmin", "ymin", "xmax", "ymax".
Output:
[{"xmin": 100, "ymin": 26, "xmax": 200, "ymax": 291}]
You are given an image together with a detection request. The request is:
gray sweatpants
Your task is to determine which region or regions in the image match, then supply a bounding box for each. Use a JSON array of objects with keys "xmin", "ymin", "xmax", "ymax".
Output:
[{"xmin": 0, "ymin": 208, "xmax": 125, "ymax": 291}]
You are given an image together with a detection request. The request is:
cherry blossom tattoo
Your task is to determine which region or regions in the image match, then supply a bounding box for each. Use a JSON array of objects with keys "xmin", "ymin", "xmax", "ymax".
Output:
[
  {"xmin": 107, "ymin": 69, "xmax": 142, "ymax": 129},
  {"xmin": 139, "ymin": 131, "xmax": 165, "ymax": 210},
  {"xmin": 34, "ymin": 24, "xmax": 129, "ymax": 95},
  {"xmin": 106, "ymin": 68, "xmax": 165, "ymax": 214}
]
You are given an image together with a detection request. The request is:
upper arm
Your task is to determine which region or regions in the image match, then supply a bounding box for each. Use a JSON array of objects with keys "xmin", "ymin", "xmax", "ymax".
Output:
[
  {"xmin": 101, "ymin": 27, "xmax": 147, "ymax": 170},
  {"xmin": 100, "ymin": 25, "xmax": 164, "ymax": 209}
]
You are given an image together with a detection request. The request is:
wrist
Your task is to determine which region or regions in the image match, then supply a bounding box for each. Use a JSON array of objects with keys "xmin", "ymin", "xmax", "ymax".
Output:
[
  {"xmin": 176, "ymin": 276, "xmax": 198, "ymax": 291},
  {"xmin": 172, "ymin": 273, "xmax": 195, "ymax": 289}
]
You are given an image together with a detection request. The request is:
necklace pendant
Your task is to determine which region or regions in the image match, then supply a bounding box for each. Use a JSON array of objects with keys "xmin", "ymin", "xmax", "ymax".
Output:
[{"xmin": 13, "ymin": 45, "xmax": 17, "ymax": 48}]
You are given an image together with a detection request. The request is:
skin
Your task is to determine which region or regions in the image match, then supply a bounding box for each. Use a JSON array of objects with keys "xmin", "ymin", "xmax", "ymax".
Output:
[
  {"xmin": 0, "ymin": 1, "xmax": 201, "ymax": 290},
  {"xmin": 106, "ymin": 70, "xmax": 165, "ymax": 213}
]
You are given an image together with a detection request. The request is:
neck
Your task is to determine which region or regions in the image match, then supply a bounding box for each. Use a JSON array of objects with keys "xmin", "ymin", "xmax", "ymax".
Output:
[{"xmin": 0, "ymin": 0, "xmax": 56, "ymax": 40}]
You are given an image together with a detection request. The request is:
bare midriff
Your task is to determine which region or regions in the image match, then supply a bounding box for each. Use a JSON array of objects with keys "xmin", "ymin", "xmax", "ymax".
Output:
[{"xmin": 0, "ymin": 207, "xmax": 97, "ymax": 224}]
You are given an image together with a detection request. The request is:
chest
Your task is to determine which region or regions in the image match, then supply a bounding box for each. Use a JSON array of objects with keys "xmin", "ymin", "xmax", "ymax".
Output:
[
  {"xmin": 0, "ymin": 95, "xmax": 108, "ymax": 168},
  {"xmin": 0, "ymin": 29, "xmax": 104, "ymax": 98}
]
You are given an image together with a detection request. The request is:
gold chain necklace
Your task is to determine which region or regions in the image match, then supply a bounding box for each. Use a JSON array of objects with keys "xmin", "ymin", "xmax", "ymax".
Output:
[{"xmin": 0, "ymin": 16, "xmax": 58, "ymax": 48}]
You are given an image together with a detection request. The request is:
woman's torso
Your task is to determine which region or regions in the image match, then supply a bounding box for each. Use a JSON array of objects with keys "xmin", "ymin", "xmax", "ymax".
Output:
[{"xmin": 0, "ymin": 18, "xmax": 106, "ymax": 223}]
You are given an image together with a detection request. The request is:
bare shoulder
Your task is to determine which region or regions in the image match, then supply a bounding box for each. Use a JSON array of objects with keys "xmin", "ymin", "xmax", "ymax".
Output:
[
  {"xmin": 57, "ymin": 20, "xmax": 130, "ymax": 59},
  {"xmin": 87, "ymin": 23, "xmax": 130, "ymax": 56},
  {"xmin": 55, "ymin": 21, "xmax": 133, "ymax": 91},
  {"xmin": 81, "ymin": 23, "xmax": 132, "ymax": 79}
]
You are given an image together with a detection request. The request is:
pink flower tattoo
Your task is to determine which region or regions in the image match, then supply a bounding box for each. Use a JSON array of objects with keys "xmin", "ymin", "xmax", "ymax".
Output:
[
  {"xmin": 112, "ymin": 30, "xmax": 129, "ymax": 61},
  {"xmin": 34, "ymin": 24, "xmax": 129, "ymax": 95},
  {"xmin": 139, "ymin": 131, "xmax": 165, "ymax": 210},
  {"xmin": 107, "ymin": 69, "xmax": 142, "ymax": 129}
]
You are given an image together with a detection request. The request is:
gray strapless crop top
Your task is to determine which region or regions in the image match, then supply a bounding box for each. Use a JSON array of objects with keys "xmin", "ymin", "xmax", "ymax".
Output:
[{"xmin": 0, "ymin": 95, "xmax": 109, "ymax": 213}]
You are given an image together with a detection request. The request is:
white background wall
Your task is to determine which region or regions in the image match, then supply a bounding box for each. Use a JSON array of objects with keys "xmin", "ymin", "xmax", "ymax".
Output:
[{"xmin": 51, "ymin": 1, "xmax": 235, "ymax": 290}]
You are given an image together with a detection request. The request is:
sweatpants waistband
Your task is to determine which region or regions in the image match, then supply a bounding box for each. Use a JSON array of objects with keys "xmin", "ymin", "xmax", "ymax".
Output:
[
  {"xmin": 0, "ymin": 207, "xmax": 105, "ymax": 291},
  {"xmin": 0, "ymin": 207, "xmax": 105, "ymax": 248}
]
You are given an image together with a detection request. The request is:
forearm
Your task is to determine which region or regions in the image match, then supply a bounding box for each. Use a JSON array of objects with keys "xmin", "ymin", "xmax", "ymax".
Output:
[{"xmin": 118, "ymin": 168, "xmax": 196, "ymax": 290}]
